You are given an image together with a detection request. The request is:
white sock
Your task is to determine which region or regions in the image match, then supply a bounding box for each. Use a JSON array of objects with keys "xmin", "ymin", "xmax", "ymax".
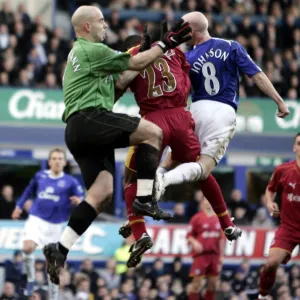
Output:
[
  {"xmin": 48, "ymin": 275, "xmax": 59, "ymax": 300},
  {"xmin": 136, "ymin": 179, "xmax": 153, "ymax": 197},
  {"xmin": 163, "ymin": 162, "xmax": 203, "ymax": 187},
  {"xmin": 157, "ymin": 167, "xmax": 168, "ymax": 175},
  {"xmin": 23, "ymin": 253, "xmax": 35, "ymax": 282},
  {"xmin": 258, "ymin": 295, "xmax": 268, "ymax": 299},
  {"xmin": 59, "ymin": 226, "xmax": 80, "ymax": 250}
]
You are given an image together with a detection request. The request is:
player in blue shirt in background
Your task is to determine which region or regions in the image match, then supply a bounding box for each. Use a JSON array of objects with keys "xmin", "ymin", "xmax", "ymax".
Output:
[
  {"xmin": 154, "ymin": 11, "xmax": 290, "ymax": 199},
  {"xmin": 11, "ymin": 148, "xmax": 84, "ymax": 299}
]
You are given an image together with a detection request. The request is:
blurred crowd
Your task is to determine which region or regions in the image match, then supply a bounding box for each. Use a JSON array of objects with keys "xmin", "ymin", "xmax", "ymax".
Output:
[
  {"xmin": 2, "ymin": 252, "xmax": 300, "ymax": 300},
  {"xmin": 0, "ymin": 1, "xmax": 299, "ymax": 99},
  {"xmin": 0, "ymin": 184, "xmax": 275, "ymax": 228}
]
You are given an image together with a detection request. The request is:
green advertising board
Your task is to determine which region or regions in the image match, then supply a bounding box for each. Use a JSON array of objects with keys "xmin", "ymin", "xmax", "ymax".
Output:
[{"xmin": 0, "ymin": 87, "xmax": 298, "ymax": 134}]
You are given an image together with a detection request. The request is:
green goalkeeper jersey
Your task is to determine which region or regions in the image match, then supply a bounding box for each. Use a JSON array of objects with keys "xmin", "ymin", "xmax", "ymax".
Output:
[{"xmin": 62, "ymin": 37, "xmax": 131, "ymax": 122}]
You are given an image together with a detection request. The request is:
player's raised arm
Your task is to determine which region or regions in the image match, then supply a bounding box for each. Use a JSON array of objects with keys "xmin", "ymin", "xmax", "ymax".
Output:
[
  {"xmin": 252, "ymin": 72, "xmax": 289, "ymax": 118},
  {"xmin": 233, "ymin": 41, "xmax": 289, "ymax": 118},
  {"xmin": 128, "ymin": 19, "xmax": 192, "ymax": 71},
  {"xmin": 116, "ymin": 25, "xmax": 154, "ymax": 91},
  {"xmin": 115, "ymin": 70, "xmax": 139, "ymax": 91}
]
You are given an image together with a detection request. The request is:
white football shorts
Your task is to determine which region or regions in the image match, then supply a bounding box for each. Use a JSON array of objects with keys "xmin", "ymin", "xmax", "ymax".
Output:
[
  {"xmin": 190, "ymin": 100, "xmax": 236, "ymax": 164},
  {"xmin": 23, "ymin": 215, "xmax": 63, "ymax": 247}
]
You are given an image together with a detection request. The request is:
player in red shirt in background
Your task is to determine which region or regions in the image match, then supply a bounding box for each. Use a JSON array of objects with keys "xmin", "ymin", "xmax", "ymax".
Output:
[
  {"xmin": 258, "ymin": 132, "xmax": 300, "ymax": 299},
  {"xmin": 187, "ymin": 198, "xmax": 224, "ymax": 300},
  {"xmin": 118, "ymin": 24, "xmax": 238, "ymax": 268}
]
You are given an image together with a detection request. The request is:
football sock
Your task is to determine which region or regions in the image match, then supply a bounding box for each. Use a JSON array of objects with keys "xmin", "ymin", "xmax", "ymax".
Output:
[
  {"xmin": 199, "ymin": 175, "xmax": 234, "ymax": 230},
  {"xmin": 163, "ymin": 162, "xmax": 203, "ymax": 187},
  {"xmin": 48, "ymin": 275, "xmax": 59, "ymax": 300},
  {"xmin": 125, "ymin": 183, "xmax": 147, "ymax": 240},
  {"xmin": 59, "ymin": 201, "xmax": 98, "ymax": 256},
  {"xmin": 259, "ymin": 265, "xmax": 277, "ymax": 297},
  {"xmin": 23, "ymin": 252, "xmax": 35, "ymax": 282},
  {"xmin": 135, "ymin": 143, "xmax": 160, "ymax": 203}
]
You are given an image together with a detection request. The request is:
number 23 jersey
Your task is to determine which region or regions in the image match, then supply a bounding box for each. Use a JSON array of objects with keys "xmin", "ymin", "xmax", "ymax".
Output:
[
  {"xmin": 186, "ymin": 38, "xmax": 261, "ymax": 111},
  {"xmin": 129, "ymin": 45, "xmax": 191, "ymax": 116}
]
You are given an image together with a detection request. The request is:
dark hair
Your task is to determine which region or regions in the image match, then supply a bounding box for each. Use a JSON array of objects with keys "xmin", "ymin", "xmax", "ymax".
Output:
[
  {"xmin": 48, "ymin": 148, "xmax": 66, "ymax": 160},
  {"xmin": 123, "ymin": 35, "xmax": 142, "ymax": 52},
  {"xmin": 294, "ymin": 133, "xmax": 300, "ymax": 143}
]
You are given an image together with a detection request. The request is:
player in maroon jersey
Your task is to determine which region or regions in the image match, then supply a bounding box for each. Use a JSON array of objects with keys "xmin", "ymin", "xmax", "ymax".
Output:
[
  {"xmin": 187, "ymin": 198, "xmax": 224, "ymax": 300},
  {"xmin": 118, "ymin": 26, "xmax": 238, "ymax": 268},
  {"xmin": 258, "ymin": 133, "xmax": 300, "ymax": 299}
]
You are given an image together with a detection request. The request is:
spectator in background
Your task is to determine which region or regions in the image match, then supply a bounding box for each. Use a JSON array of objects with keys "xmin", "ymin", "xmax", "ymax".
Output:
[
  {"xmin": 233, "ymin": 207, "xmax": 250, "ymax": 226},
  {"xmin": 43, "ymin": 72, "xmax": 59, "ymax": 88},
  {"xmin": 30, "ymin": 291, "xmax": 42, "ymax": 300},
  {"xmin": 0, "ymin": 2, "xmax": 14, "ymax": 28},
  {"xmin": 119, "ymin": 280, "xmax": 137, "ymax": 300},
  {"xmin": 79, "ymin": 259, "xmax": 99, "ymax": 295},
  {"xmin": 30, "ymin": 33, "xmax": 47, "ymax": 66},
  {"xmin": 0, "ymin": 24, "xmax": 9, "ymax": 51},
  {"xmin": 4, "ymin": 250, "xmax": 25, "ymax": 295},
  {"xmin": 17, "ymin": 3, "xmax": 31, "ymax": 26},
  {"xmin": 73, "ymin": 273, "xmax": 92, "ymax": 300},
  {"xmin": 287, "ymin": 88, "xmax": 298, "ymax": 100},
  {"xmin": 171, "ymin": 203, "xmax": 187, "ymax": 224},
  {"xmin": 147, "ymin": 258, "xmax": 166, "ymax": 288},
  {"xmin": 0, "ymin": 282, "xmax": 17, "ymax": 300},
  {"xmin": 99, "ymin": 259, "xmax": 121, "ymax": 290},
  {"xmin": 58, "ymin": 269, "xmax": 73, "ymax": 300},
  {"xmin": 114, "ymin": 238, "xmax": 131, "ymax": 275},
  {"xmin": 0, "ymin": 185, "xmax": 15, "ymax": 219},
  {"xmin": 138, "ymin": 286, "xmax": 150, "ymax": 300},
  {"xmin": 34, "ymin": 270, "xmax": 48, "ymax": 298},
  {"xmin": 15, "ymin": 68, "xmax": 33, "ymax": 87},
  {"xmin": 227, "ymin": 189, "xmax": 250, "ymax": 219},
  {"xmin": 252, "ymin": 207, "xmax": 274, "ymax": 228},
  {"xmin": 186, "ymin": 189, "xmax": 204, "ymax": 220},
  {"xmin": 0, "ymin": 71, "xmax": 9, "ymax": 85},
  {"xmin": 170, "ymin": 257, "xmax": 189, "ymax": 285}
]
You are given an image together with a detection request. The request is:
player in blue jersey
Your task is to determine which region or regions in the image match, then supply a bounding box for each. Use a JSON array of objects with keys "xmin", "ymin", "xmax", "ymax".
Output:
[
  {"xmin": 154, "ymin": 11, "xmax": 290, "ymax": 200},
  {"xmin": 11, "ymin": 148, "xmax": 84, "ymax": 299}
]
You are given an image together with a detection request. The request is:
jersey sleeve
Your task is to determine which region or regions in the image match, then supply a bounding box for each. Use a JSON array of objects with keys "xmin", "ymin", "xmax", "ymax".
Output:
[
  {"xmin": 267, "ymin": 166, "xmax": 282, "ymax": 192},
  {"xmin": 88, "ymin": 44, "xmax": 131, "ymax": 74},
  {"xmin": 186, "ymin": 215, "xmax": 198, "ymax": 239},
  {"xmin": 177, "ymin": 48, "xmax": 190, "ymax": 75},
  {"xmin": 127, "ymin": 45, "xmax": 140, "ymax": 56},
  {"xmin": 232, "ymin": 41, "xmax": 262, "ymax": 78},
  {"xmin": 16, "ymin": 173, "xmax": 38, "ymax": 209},
  {"xmin": 71, "ymin": 178, "xmax": 85, "ymax": 200}
]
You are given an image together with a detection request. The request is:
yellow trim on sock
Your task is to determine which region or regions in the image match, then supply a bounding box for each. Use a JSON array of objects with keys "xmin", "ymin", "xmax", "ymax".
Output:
[
  {"xmin": 129, "ymin": 219, "xmax": 145, "ymax": 225},
  {"xmin": 216, "ymin": 210, "xmax": 228, "ymax": 217}
]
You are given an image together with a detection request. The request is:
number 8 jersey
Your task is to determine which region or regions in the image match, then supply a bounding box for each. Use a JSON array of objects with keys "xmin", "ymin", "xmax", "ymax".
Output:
[
  {"xmin": 186, "ymin": 38, "xmax": 261, "ymax": 111},
  {"xmin": 128, "ymin": 45, "xmax": 191, "ymax": 116}
]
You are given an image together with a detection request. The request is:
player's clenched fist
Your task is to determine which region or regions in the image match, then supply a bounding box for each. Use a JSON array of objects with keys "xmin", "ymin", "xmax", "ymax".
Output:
[
  {"xmin": 266, "ymin": 201, "xmax": 280, "ymax": 218},
  {"xmin": 277, "ymin": 102, "xmax": 290, "ymax": 118},
  {"xmin": 157, "ymin": 19, "xmax": 192, "ymax": 51},
  {"xmin": 12, "ymin": 207, "xmax": 23, "ymax": 220}
]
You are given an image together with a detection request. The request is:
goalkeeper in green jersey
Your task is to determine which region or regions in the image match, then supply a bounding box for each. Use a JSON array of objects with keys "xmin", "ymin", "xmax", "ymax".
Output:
[{"xmin": 44, "ymin": 5, "xmax": 192, "ymax": 284}]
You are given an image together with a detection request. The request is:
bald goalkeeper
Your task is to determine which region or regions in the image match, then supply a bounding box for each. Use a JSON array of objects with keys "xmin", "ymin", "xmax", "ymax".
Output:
[{"xmin": 43, "ymin": 5, "xmax": 192, "ymax": 284}]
